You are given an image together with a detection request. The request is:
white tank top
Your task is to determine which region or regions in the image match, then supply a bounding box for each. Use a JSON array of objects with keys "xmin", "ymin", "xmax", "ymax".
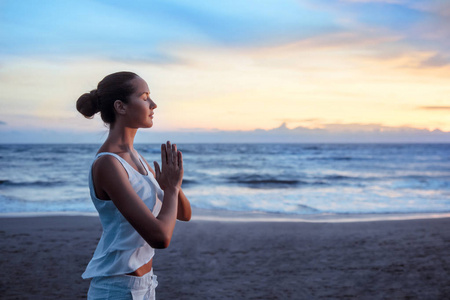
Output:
[{"xmin": 82, "ymin": 152, "xmax": 164, "ymax": 279}]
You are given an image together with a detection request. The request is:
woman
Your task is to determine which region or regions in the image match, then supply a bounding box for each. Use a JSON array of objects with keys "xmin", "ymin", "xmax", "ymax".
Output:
[{"xmin": 76, "ymin": 71, "xmax": 191, "ymax": 299}]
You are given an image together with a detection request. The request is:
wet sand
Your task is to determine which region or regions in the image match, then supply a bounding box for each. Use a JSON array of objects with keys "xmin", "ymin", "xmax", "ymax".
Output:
[{"xmin": 1, "ymin": 215, "xmax": 450, "ymax": 299}]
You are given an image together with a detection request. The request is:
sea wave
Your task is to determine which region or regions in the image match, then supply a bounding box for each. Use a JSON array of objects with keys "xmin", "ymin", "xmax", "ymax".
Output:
[
  {"xmin": 0, "ymin": 180, "xmax": 67, "ymax": 187},
  {"xmin": 227, "ymin": 174, "xmax": 305, "ymax": 187},
  {"xmin": 181, "ymin": 179, "xmax": 197, "ymax": 186},
  {"xmin": 1, "ymin": 143, "xmax": 449, "ymax": 215}
]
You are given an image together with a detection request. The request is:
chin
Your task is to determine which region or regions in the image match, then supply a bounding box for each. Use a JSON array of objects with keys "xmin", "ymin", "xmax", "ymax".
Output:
[{"xmin": 138, "ymin": 123, "xmax": 153, "ymax": 129}]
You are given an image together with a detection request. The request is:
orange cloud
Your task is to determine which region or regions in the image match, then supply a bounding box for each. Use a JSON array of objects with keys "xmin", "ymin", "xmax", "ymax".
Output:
[{"xmin": 419, "ymin": 106, "xmax": 450, "ymax": 111}]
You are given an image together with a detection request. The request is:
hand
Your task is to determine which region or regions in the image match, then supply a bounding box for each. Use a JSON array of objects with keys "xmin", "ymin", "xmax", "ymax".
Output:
[{"xmin": 153, "ymin": 141, "xmax": 183, "ymax": 191}]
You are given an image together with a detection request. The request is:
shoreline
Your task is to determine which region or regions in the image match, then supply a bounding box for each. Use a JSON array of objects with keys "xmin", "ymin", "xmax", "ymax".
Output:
[{"xmin": 1, "ymin": 208, "xmax": 450, "ymax": 223}]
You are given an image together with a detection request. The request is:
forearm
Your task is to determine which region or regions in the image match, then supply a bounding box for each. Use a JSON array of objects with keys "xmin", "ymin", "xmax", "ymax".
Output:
[
  {"xmin": 153, "ymin": 187, "xmax": 179, "ymax": 248},
  {"xmin": 177, "ymin": 189, "xmax": 192, "ymax": 221}
]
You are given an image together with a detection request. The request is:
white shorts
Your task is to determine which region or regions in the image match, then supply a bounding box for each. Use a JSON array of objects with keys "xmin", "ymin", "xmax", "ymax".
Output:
[{"xmin": 87, "ymin": 269, "xmax": 158, "ymax": 300}]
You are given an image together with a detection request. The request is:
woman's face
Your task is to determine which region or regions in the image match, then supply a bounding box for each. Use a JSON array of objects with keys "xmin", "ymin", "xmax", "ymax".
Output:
[{"xmin": 124, "ymin": 77, "xmax": 157, "ymax": 128}]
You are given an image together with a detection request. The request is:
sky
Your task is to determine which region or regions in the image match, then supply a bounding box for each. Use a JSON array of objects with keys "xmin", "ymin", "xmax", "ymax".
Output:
[{"xmin": 0, "ymin": 0, "xmax": 449, "ymax": 143}]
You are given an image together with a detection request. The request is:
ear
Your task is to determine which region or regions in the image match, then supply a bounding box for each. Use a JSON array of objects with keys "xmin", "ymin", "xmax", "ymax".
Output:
[{"xmin": 113, "ymin": 100, "xmax": 127, "ymax": 115}]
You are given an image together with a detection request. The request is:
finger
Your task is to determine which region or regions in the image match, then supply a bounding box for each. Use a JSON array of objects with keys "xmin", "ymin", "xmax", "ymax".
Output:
[
  {"xmin": 153, "ymin": 161, "xmax": 161, "ymax": 178},
  {"xmin": 166, "ymin": 141, "xmax": 172, "ymax": 163},
  {"xmin": 161, "ymin": 144, "xmax": 167, "ymax": 165},
  {"xmin": 172, "ymin": 144, "xmax": 177, "ymax": 165},
  {"xmin": 178, "ymin": 150, "xmax": 183, "ymax": 169}
]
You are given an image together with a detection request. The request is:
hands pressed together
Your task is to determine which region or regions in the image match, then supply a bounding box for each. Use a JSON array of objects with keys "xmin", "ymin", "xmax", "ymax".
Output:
[{"xmin": 153, "ymin": 141, "xmax": 183, "ymax": 191}]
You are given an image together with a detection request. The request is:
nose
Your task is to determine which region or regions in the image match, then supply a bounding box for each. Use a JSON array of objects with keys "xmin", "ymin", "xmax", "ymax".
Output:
[{"xmin": 150, "ymin": 99, "xmax": 157, "ymax": 109}]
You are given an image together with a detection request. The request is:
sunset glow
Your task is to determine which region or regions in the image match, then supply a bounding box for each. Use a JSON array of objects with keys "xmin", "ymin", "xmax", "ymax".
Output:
[{"xmin": 0, "ymin": 0, "xmax": 449, "ymax": 142}]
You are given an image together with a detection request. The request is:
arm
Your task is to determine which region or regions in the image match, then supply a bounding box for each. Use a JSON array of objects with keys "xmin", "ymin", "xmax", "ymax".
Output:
[
  {"xmin": 93, "ymin": 142, "xmax": 182, "ymax": 249},
  {"xmin": 177, "ymin": 189, "xmax": 191, "ymax": 221}
]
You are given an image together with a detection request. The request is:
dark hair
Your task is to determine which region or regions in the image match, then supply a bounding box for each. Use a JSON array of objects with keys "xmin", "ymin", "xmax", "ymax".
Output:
[{"xmin": 76, "ymin": 71, "xmax": 138, "ymax": 124}]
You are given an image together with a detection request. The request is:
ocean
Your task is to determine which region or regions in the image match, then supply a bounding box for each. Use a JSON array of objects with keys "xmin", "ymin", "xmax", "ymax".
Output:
[{"xmin": 0, "ymin": 143, "xmax": 449, "ymax": 217}]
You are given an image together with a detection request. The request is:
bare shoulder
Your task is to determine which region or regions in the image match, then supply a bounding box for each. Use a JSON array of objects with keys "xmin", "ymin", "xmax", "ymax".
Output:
[{"xmin": 93, "ymin": 154, "xmax": 129, "ymax": 182}]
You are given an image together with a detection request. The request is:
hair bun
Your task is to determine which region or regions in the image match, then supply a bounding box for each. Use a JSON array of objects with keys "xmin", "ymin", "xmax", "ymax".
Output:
[{"xmin": 76, "ymin": 89, "xmax": 100, "ymax": 118}]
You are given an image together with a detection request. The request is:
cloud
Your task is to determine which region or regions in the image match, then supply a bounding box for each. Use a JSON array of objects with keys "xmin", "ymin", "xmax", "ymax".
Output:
[
  {"xmin": 343, "ymin": 0, "xmax": 405, "ymax": 2},
  {"xmin": 0, "ymin": 0, "xmax": 339, "ymax": 63},
  {"xmin": 2, "ymin": 1, "xmax": 450, "ymax": 140},
  {"xmin": 1, "ymin": 122, "xmax": 449, "ymax": 144},
  {"xmin": 419, "ymin": 106, "xmax": 450, "ymax": 111},
  {"xmin": 119, "ymin": 123, "xmax": 450, "ymax": 143},
  {"xmin": 307, "ymin": 0, "xmax": 450, "ymax": 70},
  {"xmin": 284, "ymin": 31, "xmax": 402, "ymax": 52},
  {"xmin": 133, "ymin": 122, "xmax": 450, "ymax": 144},
  {"xmin": 419, "ymin": 54, "xmax": 450, "ymax": 68},
  {"xmin": 277, "ymin": 118, "xmax": 322, "ymax": 124},
  {"xmin": 0, "ymin": 0, "xmax": 194, "ymax": 63},
  {"xmin": 268, "ymin": 122, "xmax": 449, "ymax": 133},
  {"xmin": 0, "ymin": 121, "xmax": 6, "ymax": 125},
  {"xmin": 2, "ymin": 0, "xmax": 449, "ymax": 74},
  {"xmin": 409, "ymin": 1, "xmax": 450, "ymax": 18}
]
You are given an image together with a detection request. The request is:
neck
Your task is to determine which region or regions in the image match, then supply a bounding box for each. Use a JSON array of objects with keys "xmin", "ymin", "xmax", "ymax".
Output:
[{"xmin": 104, "ymin": 122, "xmax": 138, "ymax": 153}]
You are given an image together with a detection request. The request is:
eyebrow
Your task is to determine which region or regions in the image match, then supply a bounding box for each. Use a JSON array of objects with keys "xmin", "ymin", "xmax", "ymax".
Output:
[{"xmin": 140, "ymin": 91, "xmax": 150, "ymax": 96}]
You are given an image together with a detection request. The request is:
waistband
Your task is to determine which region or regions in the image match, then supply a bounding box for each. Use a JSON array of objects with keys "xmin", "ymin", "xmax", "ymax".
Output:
[{"xmin": 91, "ymin": 269, "xmax": 157, "ymax": 289}]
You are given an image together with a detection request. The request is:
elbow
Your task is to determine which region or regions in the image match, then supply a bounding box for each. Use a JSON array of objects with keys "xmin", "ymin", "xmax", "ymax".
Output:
[
  {"xmin": 149, "ymin": 234, "xmax": 172, "ymax": 249},
  {"xmin": 184, "ymin": 213, "xmax": 192, "ymax": 222},
  {"xmin": 178, "ymin": 213, "xmax": 191, "ymax": 222},
  {"xmin": 177, "ymin": 207, "xmax": 192, "ymax": 222},
  {"xmin": 158, "ymin": 237, "xmax": 171, "ymax": 249}
]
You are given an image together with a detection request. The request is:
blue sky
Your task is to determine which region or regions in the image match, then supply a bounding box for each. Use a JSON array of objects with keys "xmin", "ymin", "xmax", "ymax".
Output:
[
  {"xmin": 2, "ymin": 0, "xmax": 447, "ymax": 60},
  {"xmin": 1, "ymin": 0, "xmax": 336, "ymax": 59},
  {"xmin": 0, "ymin": 0, "xmax": 449, "ymax": 143}
]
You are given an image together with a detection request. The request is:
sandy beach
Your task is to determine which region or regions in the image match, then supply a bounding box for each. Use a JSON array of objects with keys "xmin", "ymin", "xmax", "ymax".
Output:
[{"xmin": 1, "ymin": 214, "xmax": 450, "ymax": 299}]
